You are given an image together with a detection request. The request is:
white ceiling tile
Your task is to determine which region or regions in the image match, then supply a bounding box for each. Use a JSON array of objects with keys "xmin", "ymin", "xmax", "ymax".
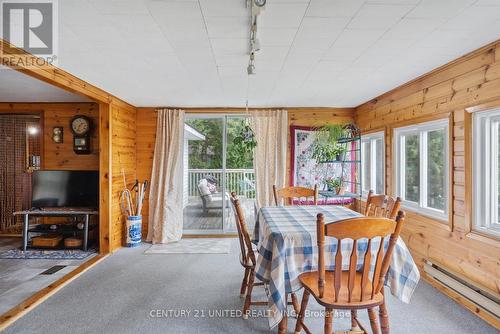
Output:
[
  {"xmin": 297, "ymin": 17, "xmax": 350, "ymax": 39},
  {"xmin": 104, "ymin": 14, "xmax": 162, "ymax": 35},
  {"xmin": 146, "ymin": 1, "xmax": 203, "ymax": 18},
  {"xmin": 355, "ymin": 4, "xmax": 415, "ymax": 18},
  {"xmin": 365, "ymin": 0, "xmax": 420, "ymax": 4},
  {"xmin": 89, "ymin": 0, "xmax": 150, "ymax": 15},
  {"xmin": 258, "ymin": 28, "xmax": 297, "ymax": 46},
  {"xmin": 321, "ymin": 46, "xmax": 366, "ymax": 61},
  {"xmin": 128, "ymin": 34, "xmax": 175, "ymax": 54},
  {"xmin": 260, "ymin": 4, "xmax": 308, "ymax": 28},
  {"xmin": 306, "ymin": 1, "xmax": 364, "ymax": 18},
  {"xmin": 162, "ymin": 28, "xmax": 208, "ymax": 43},
  {"xmin": 215, "ymin": 54, "xmax": 248, "ymax": 67},
  {"xmin": 406, "ymin": 0, "xmax": 476, "ymax": 19},
  {"xmin": 414, "ymin": 29, "xmax": 472, "ymax": 48},
  {"xmin": 205, "ymin": 17, "xmax": 250, "ymax": 39},
  {"xmin": 474, "ymin": 0, "xmax": 500, "ymax": 5},
  {"xmin": 211, "ymin": 38, "xmax": 249, "ymax": 56},
  {"xmin": 347, "ymin": 16, "xmax": 400, "ymax": 30},
  {"xmin": 382, "ymin": 18, "xmax": 446, "ymax": 40},
  {"xmin": 255, "ymin": 47, "xmax": 289, "ymax": 70},
  {"xmin": 333, "ymin": 29, "xmax": 386, "ymax": 48},
  {"xmin": 291, "ymin": 36, "xmax": 337, "ymax": 54},
  {"xmin": 368, "ymin": 39, "xmax": 416, "ymax": 55},
  {"xmin": 199, "ymin": 0, "xmax": 248, "ymax": 17}
]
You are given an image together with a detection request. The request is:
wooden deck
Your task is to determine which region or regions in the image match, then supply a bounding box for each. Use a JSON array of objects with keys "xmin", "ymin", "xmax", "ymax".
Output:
[{"xmin": 183, "ymin": 197, "xmax": 255, "ymax": 232}]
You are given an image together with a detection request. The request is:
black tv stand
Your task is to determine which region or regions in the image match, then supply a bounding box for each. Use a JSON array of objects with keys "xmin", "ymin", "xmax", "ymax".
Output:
[{"xmin": 13, "ymin": 209, "xmax": 99, "ymax": 251}]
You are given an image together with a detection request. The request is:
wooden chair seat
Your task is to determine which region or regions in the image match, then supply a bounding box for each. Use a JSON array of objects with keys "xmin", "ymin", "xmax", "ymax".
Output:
[{"xmin": 299, "ymin": 271, "xmax": 384, "ymax": 309}]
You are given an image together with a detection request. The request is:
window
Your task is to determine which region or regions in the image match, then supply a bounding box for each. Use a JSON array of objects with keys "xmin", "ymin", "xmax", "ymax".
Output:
[
  {"xmin": 394, "ymin": 119, "xmax": 449, "ymax": 220},
  {"xmin": 361, "ymin": 131, "xmax": 384, "ymax": 196},
  {"xmin": 473, "ymin": 108, "xmax": 500, "ymax": 237}
]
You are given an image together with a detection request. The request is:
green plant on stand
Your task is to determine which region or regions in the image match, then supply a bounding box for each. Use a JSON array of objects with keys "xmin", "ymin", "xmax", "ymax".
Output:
[
  {"xmin": 324, "ymin": 177, "xmax": 344, "ymax": 194},
  {"xmin": 332, "ymin": 143, "xmax": 348, "ymax": 161},
  {"xmin": 311, "ymin": 123, "xmax": 352, "ymax": 163}
]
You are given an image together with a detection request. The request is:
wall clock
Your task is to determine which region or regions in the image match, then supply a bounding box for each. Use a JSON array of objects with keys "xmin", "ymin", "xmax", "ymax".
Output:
[{"xmin": 70, "ymin": 115, "xmax": 92, "ymax": 154}]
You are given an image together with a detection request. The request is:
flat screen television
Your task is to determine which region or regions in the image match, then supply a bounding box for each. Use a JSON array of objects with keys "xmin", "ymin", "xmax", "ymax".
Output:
[{"xmin": 31, "ymin": 170, "xmax": 99, "ymax": 208}]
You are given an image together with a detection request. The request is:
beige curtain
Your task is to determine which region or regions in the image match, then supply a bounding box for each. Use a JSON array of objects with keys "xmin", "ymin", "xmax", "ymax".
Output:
[
  {"xmin": 147, "ymin": 109, "xmax": 185, "ymax": 244},
  {"xmin": 250, "ymin": 109, "xmax": 288, "ymax": 208}
]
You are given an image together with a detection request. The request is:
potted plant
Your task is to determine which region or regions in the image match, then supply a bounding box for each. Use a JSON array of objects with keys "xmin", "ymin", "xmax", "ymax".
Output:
[
  {"xmin": 332, "ymin": 143, "xmax": 348, "ymax": 161},
  {"xmin": 312, "ymin": 123, "xmax": 352, "ymax": 163},
  {"xmin": 324, "ymin": 177, "xmax": 344, "ymax": 194}
]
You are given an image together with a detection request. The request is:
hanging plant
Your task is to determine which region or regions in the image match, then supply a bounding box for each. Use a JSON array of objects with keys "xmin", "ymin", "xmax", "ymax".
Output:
[{"xmin": 234, "ymin": 123, "xmax": 257, "ymax": 152}]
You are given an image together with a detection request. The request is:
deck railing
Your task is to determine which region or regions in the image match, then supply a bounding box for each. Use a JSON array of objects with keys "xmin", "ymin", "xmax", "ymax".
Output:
[{"xmin": 188, "ymin": 169, "xmax": 256, "ymax": 198}]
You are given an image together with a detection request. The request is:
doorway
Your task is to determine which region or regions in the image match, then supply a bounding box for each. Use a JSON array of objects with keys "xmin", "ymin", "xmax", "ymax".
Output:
[
  {"xmin": 0, "ymin": 114, "xmax": 42, "ymax": 235},
  {"xmin": 183, "ymin": 114, "xmax": 255, "ymax": 234}
]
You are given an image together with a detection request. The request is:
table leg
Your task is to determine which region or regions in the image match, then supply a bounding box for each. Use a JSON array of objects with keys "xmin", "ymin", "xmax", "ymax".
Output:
[
  {"xmin": 23, "ymin": 214, "xmax": 29, "ymax": 251},
  {"xmin": 83, "ymin": 214, "xmax": 89, "ymax": 251}
]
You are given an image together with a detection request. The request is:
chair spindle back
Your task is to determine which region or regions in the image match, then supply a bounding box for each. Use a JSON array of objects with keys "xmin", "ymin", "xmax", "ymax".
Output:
[
  {"xmin": 316, "ymin": 212, "xmax": 405, "ymax": 303},
  {"xmin": 273, "ymin": 185, "xmax": 318, "ymax": 206},
  {"xmin": 365, "ymin": 190, "xmax": 402, "ymax": 219}
]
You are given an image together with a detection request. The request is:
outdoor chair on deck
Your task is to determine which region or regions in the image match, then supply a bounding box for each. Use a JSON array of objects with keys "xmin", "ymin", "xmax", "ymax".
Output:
[{"xmin": 197, "ymin": 178, "xmax": 230, "ymax": 214}]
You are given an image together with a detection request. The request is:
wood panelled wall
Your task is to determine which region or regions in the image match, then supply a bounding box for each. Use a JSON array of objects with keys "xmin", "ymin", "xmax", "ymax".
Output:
[
  {"xmin": 135, "ymin": 107, "xmax": 355, "ymax": 236},
  {"xmin": 136, "ymin": 108, "xmax": 156, "ymax": 238},
  {"xmin": 110, "ymin": 103, "xmax": 137, "ymax": 251},
  {"xmin": 355, "ymin": 40, "xmax": 500, "ymax": 322},
  {"xmin": 0, "ymin": 103, "xmax": 99, "ymax": 170}
]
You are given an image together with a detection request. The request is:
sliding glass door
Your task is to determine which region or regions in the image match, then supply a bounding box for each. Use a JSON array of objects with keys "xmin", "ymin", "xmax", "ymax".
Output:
[{"xmin": 183, "ymin": 114, "xmax": 255, "ymax": 234}]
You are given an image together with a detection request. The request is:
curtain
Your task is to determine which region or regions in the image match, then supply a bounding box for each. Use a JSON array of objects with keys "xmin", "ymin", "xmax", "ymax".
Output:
[
  {"xmin": 250, "ymin": 109, "xmax": 288, "ymax": 208},
  {"xmin": 147, "ymin": 109, "xmax": 185, "ymax": 244}
]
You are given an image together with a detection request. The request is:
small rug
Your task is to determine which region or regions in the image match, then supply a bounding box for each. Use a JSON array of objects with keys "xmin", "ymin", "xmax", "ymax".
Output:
[
  {"xmin": 0, "ymin": 248, "xmax": 97, "ymax": 260},
  {"xmin": 144, "ymin": 238, "xmax": 232, "ymax": 254}
]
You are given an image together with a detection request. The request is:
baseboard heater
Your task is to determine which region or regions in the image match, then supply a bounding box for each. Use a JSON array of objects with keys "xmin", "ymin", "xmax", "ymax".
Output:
[{"xmin": 423, "ymin": 260, "xmax": 500, "ymax": 320}]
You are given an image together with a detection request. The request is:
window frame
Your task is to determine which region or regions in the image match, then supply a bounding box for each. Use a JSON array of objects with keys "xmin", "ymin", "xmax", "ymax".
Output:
[
  {"xmin": 361, "ymin": 131, "xmax": 385, "ymax": 198},
  {"xmin": 393, "ymin": 119, "xmax": 450, "ymax": 221},
  {"xmin": 473, "ymin": 108, "xmax": 500, "ymax": 237}
]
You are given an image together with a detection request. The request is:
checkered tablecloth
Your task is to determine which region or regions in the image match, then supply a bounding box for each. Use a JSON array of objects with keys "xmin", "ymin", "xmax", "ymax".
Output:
[{"xmin": 253, "ymin": 205, "xmax": 420, "ymax": 329}]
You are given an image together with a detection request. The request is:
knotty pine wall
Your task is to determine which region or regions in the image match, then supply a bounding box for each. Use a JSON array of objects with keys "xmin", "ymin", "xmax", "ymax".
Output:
[
  {"xmin": 110, "ymin": 103, "xmax": 137, "ymax": 251},
  {"xmin": 355, "ymin": 40, "xmax": 500, "ymax": 310},
  {"xmin": 0, "ymin": 103, "xmax": 99, "ymax": 170},
  {"xmin": 135, "ymin": 107, "xmax": 355, "ymax": 237}
]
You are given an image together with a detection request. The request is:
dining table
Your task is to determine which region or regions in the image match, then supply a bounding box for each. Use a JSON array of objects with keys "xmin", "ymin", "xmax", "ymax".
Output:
[{"xmin": 252, "ymin": 205, "xmax": 420, "ymax": 333}]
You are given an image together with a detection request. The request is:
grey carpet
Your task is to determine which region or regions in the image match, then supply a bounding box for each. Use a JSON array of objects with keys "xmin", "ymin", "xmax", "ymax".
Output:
[{"xmin": 3, "ymin": 240, "xmax": 497, "ymax": 334}]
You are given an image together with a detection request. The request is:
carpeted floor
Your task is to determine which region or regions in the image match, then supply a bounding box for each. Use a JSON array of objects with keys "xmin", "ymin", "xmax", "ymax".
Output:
[{"xmin": 3, "ymin": 240, "xmax": 497, "ymax": 334}]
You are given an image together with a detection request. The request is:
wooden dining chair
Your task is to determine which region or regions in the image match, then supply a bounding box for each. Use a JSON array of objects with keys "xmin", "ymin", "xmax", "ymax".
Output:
[
  {"xmin": 294, "ymin": 211, "xmax": 405, "ymax": 334},
  {"xmin": 273, "ymin": 185, "xmax": 318, "ymax": 206},
  {"xmin": 229, "ymin": 192, "xmax": 301, "ymax": 319},
  {"xmin": 355, "ymin": 191, "xmax": 402, "ymax": 333},
  {"xmin": 364, "ymin": 190, "xmax": 402, "ymax": 219}
]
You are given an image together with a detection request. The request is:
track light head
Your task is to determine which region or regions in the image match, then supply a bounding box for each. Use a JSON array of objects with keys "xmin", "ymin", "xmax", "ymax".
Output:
[
  {"xmin": 254, "ymin": 0, "xmax": 266, "ymax": 7},
  {"xmin": 247, "ymin": 63, "xmax": 256, "ymax": 75},
  {"xmin": 251, "ymin": 38, "xmax": 260, "ymax": 52}
]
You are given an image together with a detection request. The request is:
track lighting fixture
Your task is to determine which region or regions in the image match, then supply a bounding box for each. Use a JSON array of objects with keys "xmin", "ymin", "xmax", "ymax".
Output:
[
  {"xmin": 247, "ymin": 52, "xmax": 256, "ymax": 75},
  {"xmin": 254, "ymin": 0, "xmax": 266, "ymax": 7},
  {"xmin": 246, "ymin": 0, "xmax": 264, "ymax": 75},
  {"xmin": 247, "ymin": 63, "xmax": 256, "ymax": 75}
]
